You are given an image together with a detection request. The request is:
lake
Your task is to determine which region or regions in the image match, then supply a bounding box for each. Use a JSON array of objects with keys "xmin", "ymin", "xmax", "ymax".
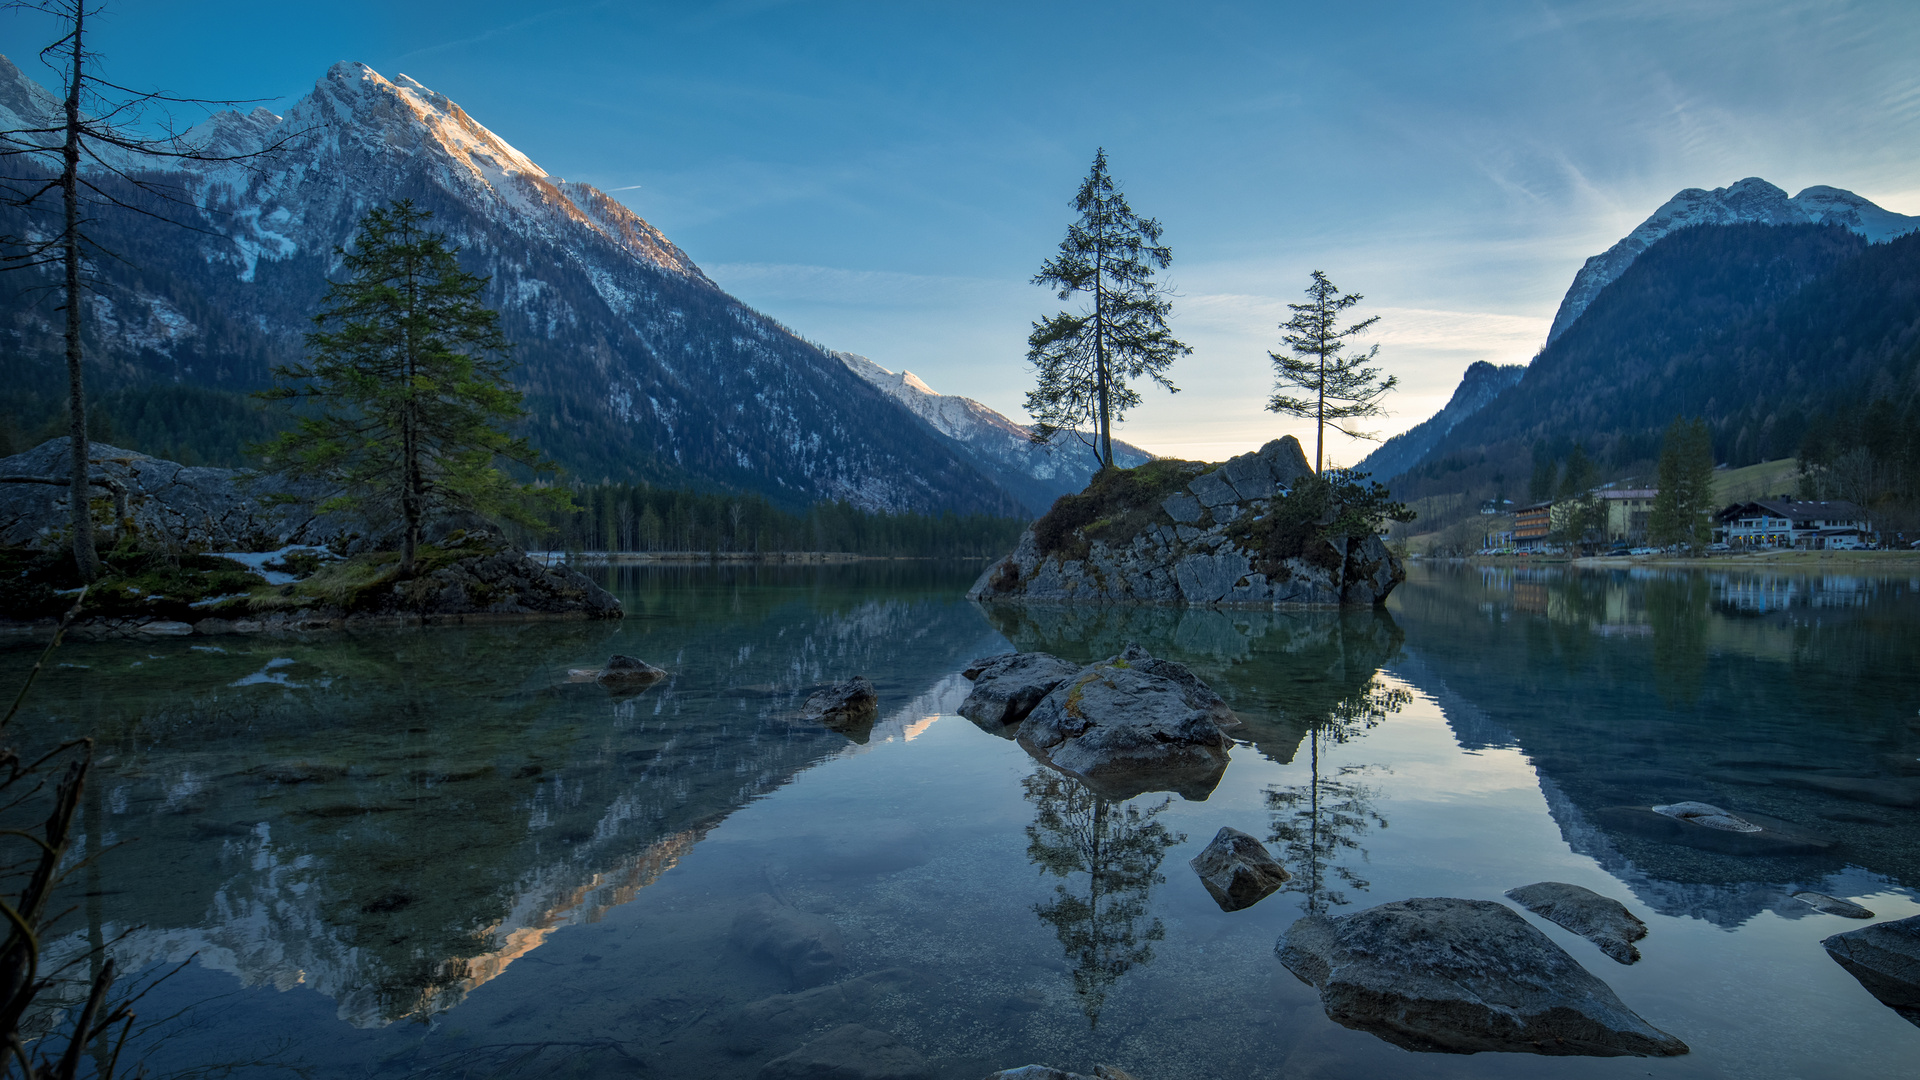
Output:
[{"xmin": 5, "ymin": 560, "xmax": 1918, "ymax": 1078}]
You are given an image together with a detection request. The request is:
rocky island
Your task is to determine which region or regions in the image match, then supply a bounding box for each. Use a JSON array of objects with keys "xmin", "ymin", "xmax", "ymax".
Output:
[
  {"xmin": 0, "ymin": 440, "xmax": 620, "ymax": 635},
  {"xmin": 968, "ymin": 436, "xmax": 1405, "ymax": 608}
]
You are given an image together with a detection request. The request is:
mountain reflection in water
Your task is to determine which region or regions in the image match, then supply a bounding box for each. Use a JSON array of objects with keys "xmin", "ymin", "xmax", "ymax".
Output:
[
  {"xmin": 1391, "ymin": 563, "xmax": 1920, "ymax": 927},
  {"xmin": 9, "ymin": 564, "xmax": 1004, "ymax": 1028},
  {"xmin": 0, "ymin": 560, "xmax": 1914, "ymax": 1078}
]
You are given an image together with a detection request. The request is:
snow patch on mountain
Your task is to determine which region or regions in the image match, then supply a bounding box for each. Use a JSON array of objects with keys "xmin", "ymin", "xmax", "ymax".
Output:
[
  {"xmin": 1548, "ymin": 178, "xmax": 1920, "ymax": 344},
  {"xmin": 835, "ymin": 351, "xmax": 1151, "ymax": 514}
]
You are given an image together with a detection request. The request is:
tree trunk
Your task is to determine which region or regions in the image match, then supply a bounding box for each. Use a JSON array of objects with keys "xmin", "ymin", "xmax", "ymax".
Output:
[
  {"xmin": 61, "ymin": 6, "xmax": 99, "ymax": 581},
  {"xmin": 1094, "ymin": 250, "xmax": 1112, "ymax": 470}
]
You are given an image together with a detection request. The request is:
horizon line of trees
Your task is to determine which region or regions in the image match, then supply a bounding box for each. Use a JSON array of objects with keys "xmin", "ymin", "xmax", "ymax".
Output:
[{"xmin": 513, "ymin": 481, "xmax": 1028, "ymax": 558}]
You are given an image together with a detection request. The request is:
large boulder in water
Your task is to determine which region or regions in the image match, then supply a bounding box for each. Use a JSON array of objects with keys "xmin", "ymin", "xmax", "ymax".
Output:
[
  {"xmin": 967, "ymin": 437, "xmax": 1403, "ymax": 609},
  {"xmin": 1822, "ymin": 914, "xmax": 1920, "ymax": 1026},
  {"xmin": 1276, "ymin": 897, "xmax": 1689, "ymax": 1057},
  {"xmin": 958, "ymin": 652, "xmax": 1081, "ymax": 731},
  {"xmin": 1017, "ymin": 644, "xmax": 1237, "ymax": 801}
]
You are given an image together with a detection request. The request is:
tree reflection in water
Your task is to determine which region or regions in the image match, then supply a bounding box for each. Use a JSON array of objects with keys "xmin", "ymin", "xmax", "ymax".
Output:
[
  {"xmin": 1265, "ymin": 679, "xmax": 1407, "ymax": 915},
  {"xmin": 1022, "ymin": 770, "xmax": 1183, "ymax": 1028}
]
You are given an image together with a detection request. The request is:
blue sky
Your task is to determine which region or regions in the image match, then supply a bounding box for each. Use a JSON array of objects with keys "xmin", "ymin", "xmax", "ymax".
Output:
[{"xmin": 7, "ymin": 1, "xmax": 1919, "ymax": 461}]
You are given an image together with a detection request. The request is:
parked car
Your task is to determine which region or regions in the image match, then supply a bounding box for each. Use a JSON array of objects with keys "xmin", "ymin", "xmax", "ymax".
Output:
[
  {"xmin": 1706, "ymin": 542, "xmax": 1730, "ymax": 552},
  {"xmin": 1630, "ymin": 546, "xmax": 1659, "ymax": 556}
]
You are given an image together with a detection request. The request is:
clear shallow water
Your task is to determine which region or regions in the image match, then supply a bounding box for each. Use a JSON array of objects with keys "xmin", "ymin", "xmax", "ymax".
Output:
[{"xmin": 4, "ymin": 560, "xmax": 1919, "ymax": 1078}]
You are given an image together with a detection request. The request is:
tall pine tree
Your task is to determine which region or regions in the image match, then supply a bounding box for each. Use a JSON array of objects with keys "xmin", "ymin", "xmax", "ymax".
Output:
[
  {"xmin": 1649, "ymin": 416, "xmax": 1717, "ymax": 554},
  {"xmin": 1267, "ymin": 271, "xmax": 1397, "ymax": 474},
  {"xmin": 259, "ymin": 200, "xmax": 567, "ymax": 575},
  {"xmin": 1024, "ymin": 149, "xmax": 1188, "ymax": 470}
]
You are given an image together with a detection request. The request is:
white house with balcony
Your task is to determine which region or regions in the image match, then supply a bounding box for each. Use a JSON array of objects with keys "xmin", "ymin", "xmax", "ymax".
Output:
[{"xmin": 1715, "ymin": 499, "xmax": 1872, "ymax": 549}]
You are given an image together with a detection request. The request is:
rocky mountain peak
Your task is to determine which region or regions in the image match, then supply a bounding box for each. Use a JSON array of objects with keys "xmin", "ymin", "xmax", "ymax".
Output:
[{"xmin": 1546, "ymin": 177, "xmax": 1920, "ymax": 344}]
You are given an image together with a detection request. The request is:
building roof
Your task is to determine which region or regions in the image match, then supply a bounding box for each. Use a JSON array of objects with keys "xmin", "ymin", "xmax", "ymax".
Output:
[
  {"xmin": 1598, "ymin": 488, "xmax": 1657, "ymax": 499},
  {"xmin": 1715, "ymin": 498, "xmax": 1869, "ymax": 523}
]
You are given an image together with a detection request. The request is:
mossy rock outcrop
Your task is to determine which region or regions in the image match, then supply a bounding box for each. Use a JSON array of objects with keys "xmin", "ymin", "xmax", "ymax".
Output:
[{"xmin": 968, "ymin": 437, "xmax": 1404, "ymax": 608}]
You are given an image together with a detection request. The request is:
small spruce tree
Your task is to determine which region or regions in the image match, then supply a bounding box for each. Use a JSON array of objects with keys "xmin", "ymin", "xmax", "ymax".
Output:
[
  {"xmin": 259, "ymin": 200, "xmax": 568, "ymax": 575},
  {"xmin": 1024, "ymin": 149, "xmax": 1188, "ymax": 470},
  {"xmin": 1268, "ymin": 271, "xmax": 1397, "ymax": 474}
]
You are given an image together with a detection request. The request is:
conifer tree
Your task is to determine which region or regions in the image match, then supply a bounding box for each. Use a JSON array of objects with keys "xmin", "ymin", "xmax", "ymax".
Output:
[
  {"xmin": 1268, "ymin": 271, "xmax": 1397, "ymax": 474},
  {"xmin": 1024, "ymin": 149, "xmax": 1188, "ymax": 470},
  {"xmin": 259, "ymin": 200, "xmax": 567, "ymax": 575},
  {"xmin": 1649, "ymin": 416, "xmax": 1717, "ymax": 554}
]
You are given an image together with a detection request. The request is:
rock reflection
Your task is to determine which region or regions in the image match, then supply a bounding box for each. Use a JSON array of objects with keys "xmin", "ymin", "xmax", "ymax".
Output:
[{"xmin": 1022, "ymin": 770, "xmax": 1183, "ymax": 1028}]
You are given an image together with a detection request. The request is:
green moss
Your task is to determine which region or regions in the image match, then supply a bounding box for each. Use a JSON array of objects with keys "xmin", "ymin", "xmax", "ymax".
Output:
[
  {"xmin": 0, "ymin": 548, "xmax": 266, "ymax": 621},
  {"xmin": 1031, "ymin": 458, "xmax": 1206, "ymax": 559}
]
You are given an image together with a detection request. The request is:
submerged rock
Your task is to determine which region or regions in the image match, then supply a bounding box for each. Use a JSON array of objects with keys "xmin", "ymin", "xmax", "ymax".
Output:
[
  {"xmin": 1276, "ymin": 897, "xmax": 1689, "ymax": 1057},
  {"xmin": 1793, "ymin": 891, "xmax": 1875, "ymax": 919},
  {"xmin": 968, "ymin": 436, "xmax": 1404, "ymax": 610},
  {"xmin": 1822, "ymin": 914, "xmax": 1920, "ymax": 1026},
  {"xmin": 1017, "ymin": 644, "xmax": 1237, "ymax": 801},
  {"xmin": 758, "ymin": 1024, "xmax": 932, "ymax": 1080},
  {"xmin": 731, "ymin": 894, "xmax": 848, "ymax": 990},
  {"xmin": 990, "ymin": 1060, "xmax": 1136, "ymax": 1068},
  {"xmin": 1505, "ymin": 882, "xmax": 1648, "ymax": 965},
  {"xmin": 1190, "ymin": 827, "xmax": 1289, "ymax": 912},
  {"xmin": 1593, "ymin": 804, "xmax": 1832, "ymax": 857},
  {"xmin": 721, "ymin": 969, "xmax": 918, "ymax": 1055},
  {"xmin": 1653, "ymin": 801, "xmax": 1761, "ymax": 832},
  {"xmin": 596, "ymin": 654, "xmax": 666, "ymax": 687},
  {"xmin": 959, "ymin": 652, "xmax": 1081, "ymax": 731}
]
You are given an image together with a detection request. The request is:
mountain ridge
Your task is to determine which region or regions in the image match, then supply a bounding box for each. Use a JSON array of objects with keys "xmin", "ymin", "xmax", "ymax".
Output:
[{"xmin": 0, "ymin": 56, "xmax": 1023, "ymax": 517}]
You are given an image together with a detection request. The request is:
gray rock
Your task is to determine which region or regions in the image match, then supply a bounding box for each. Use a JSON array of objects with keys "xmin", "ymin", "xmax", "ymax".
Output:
[
  {"xmin": 959, "ymin": 652, "xmax": 1081, "ymax": 731},
  {"xmin": 1220, "ymin": 452, "xmax": 1277, "ymax": 501},
  {"xmin": 758, "ymin": 1024, "xmax": 932, "ymax": 1080},
  {"xmin": 596, "ymin": 654, "xmax": 666, "ymax": 687},
  {"xmin": 1173, "ymin": 551, "xmax": 1251, "ymax": 604},
  {"xmin": 1823, "ymin": 914, "xmax": 1920, "ymax": 1026},
  {"xmin": 803, "ymin": 677, "xmax": 879, "ymax": 742},
  {"xmin": 1257, "ymin": 436, "xmax": 1314, "ymax": 487},
  {"xmin": 1653, "ymin": 800, "xmax": 1761, "ymax": 832},
  {"xmin": 732, "ymin": 894, "xmax": 848, "ymax": 989},
  {"xmin": 1505, "ymin": 882, "xmax": 1648, "ymax": 964},
  {"xmin": 1017, "ymin": 644, "xmax": 1237, "ymax": 801},
  {"xmin": 1160, "ymin": 493, "xmax": 1203, "ymax": 524},
  {"xmin": 1277, "ymin": 897, "xmax": 1689, "ymax": 1057},
  {"xmin": 1793, "ymin": 891, "xmax": 1874, "ymax": 918},
  {"xmin": 1187, "ymin": 470, "xmax": 1238, "ymax": 509},
  {"xmin": 1190, "ymin": 827, "xmax": 1289, "ymax": 911},
  {"xmin": 721, "ymin": 970, "xmax": 917, "ymax": 1054}
]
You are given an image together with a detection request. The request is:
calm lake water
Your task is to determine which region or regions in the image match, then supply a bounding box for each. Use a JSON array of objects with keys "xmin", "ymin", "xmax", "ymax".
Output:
[{"xmin": 5, "ymin": 560, "xmax": 1919, "ymax": 1078}]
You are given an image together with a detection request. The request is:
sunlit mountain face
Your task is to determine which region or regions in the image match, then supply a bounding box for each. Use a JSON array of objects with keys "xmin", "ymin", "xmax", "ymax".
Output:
[{"xmin": 0, "ymin": 56, "xmax": 1022, "ymax": 515}]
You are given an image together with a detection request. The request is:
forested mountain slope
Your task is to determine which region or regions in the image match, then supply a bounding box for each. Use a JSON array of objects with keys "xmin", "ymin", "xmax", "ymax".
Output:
[
  {"xmin": 0, "ymin": 57, "xmax": 1021, "ymax": 515},
  {"xmin": 1393, "ymin": 223, "xmax": 1920, "ymax": 501}
]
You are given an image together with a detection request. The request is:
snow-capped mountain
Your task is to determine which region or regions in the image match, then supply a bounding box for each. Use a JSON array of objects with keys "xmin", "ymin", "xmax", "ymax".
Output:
[
  {"xmin": 834, "ymin": 352, "xmax": 1151, "ymax": 514},
  {"xmin": 1547, "ymin": 177, "xmax": 1920, "ymax": 344},
  {"xmin": 1353, "ymin": 360, "xmax": 1525, "ymax": 484},
  {"xmin": 0, "ymin": 57, "xmax": 1020, "ymax": 516}
]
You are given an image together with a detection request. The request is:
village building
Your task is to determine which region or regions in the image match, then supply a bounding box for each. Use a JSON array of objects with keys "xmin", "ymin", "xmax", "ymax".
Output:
[
  {"xmin": 1599, "ymin": 489, "xmax": 1658, "ymax": 543},
  {"xmin": 1714, "ymin": 498, "xmax": 1873, "ymax": 549},
  {"xmin": 1513, "ymin": 502, "xmax": 1552, "ymax": 551}
]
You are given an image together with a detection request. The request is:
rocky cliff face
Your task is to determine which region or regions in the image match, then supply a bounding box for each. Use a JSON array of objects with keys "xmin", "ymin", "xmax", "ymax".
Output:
[
  {"xmin": 969, "ymin": 437, "xmax": 1404, "ymax": 609},
  {"xmin": 1547, "ymin": 177, "xmax": 1920, "ymax": 344},
  {"xmin": 834, "ymin": 351, "xmax": 1152, "ymax": 514},
  {"xmin": 0, "ymin": 56, "xmax": 1019, "ymax": 516}
]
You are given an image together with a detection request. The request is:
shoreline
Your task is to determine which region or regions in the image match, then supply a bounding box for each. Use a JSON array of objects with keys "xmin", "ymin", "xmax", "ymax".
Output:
[
  {"xmin": 529, "ymin": 551, "xmax": 994, "ymax": 566},
  {"xmin": 1431, "ymin": 549, "xmax": 1920, "ymax": 569}
]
